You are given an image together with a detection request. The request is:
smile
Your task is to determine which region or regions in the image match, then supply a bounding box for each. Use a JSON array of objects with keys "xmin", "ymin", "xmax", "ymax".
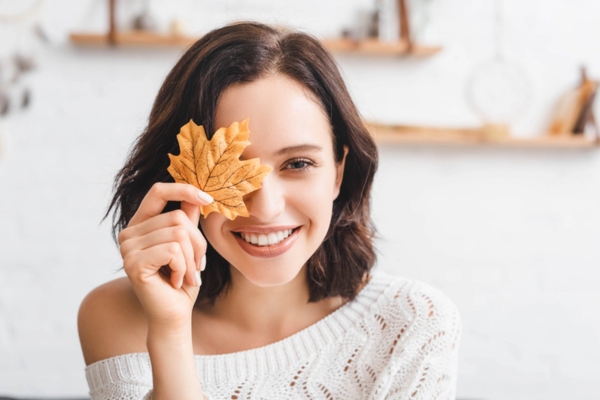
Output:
[
  {"xmin": 238, "ymin": 229, "xmax": 293, "ymax": 247},
  {"xmin": 232, "ymin": 227, "xmax": 301, "ymax": 258}
]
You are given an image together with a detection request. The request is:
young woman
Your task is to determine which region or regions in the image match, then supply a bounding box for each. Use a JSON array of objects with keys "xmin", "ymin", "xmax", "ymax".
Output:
[{"xmin": 78, "ymin": 22, "xmax": 461, "ymax": 399}]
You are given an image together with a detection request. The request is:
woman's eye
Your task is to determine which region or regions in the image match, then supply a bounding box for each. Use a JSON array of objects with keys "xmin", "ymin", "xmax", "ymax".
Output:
[
  {"xmin": 284, "ymin": 158, "xmax": 313, "ymax": 171},
  {"xmin": 290, "ymin": 161, "xmax": 308, "ymax": 169}
]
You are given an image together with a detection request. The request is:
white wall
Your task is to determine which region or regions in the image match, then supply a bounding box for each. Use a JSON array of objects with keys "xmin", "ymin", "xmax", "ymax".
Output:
[{"xmin": 0, "ymin": 0, "xmax": 598, "ymax": 398}]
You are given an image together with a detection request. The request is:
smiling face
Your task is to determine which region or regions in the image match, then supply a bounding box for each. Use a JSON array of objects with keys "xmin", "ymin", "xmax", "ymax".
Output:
[{"xmin": 199, "ymin": 74, "xmax": 346, "ymax": 288}]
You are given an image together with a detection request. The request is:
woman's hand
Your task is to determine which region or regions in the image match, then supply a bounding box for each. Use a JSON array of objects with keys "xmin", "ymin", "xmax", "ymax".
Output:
[{"xmin": 118, "ymin": 182, "xmax": 213, "ymax": 331}]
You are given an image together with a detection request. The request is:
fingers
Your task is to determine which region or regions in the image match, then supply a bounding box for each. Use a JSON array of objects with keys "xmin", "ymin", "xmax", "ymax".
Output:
[
  {"xmin": 181, "ymin": 200, "xmax": 202, "ymax": 227},
  {"xmin": 120, "ymin": 226, "xmax": 197, "ymax": 285},
  {"xmin": 124, "ymin": 243, "xmax": 189, "ymax": 289},
  {"xmin": 130, "ymin": 182, "xmax": 213, "ymax": 227},
  {"xmin": 119, "ymin": 217, "xmax": 206, "ymax": 288},
  {"xmin": 120, "ymin": 183, "xmax": 211, "ymax": 292},
  {"xmin": 119, "ymin": 210, "xmax": 207, "ymax": 268}
]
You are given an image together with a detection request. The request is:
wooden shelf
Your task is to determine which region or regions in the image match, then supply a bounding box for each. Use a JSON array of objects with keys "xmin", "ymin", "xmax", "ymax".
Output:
[
  {"xmin": 69, "ymin": 31, "xmax": 442, "ymax": 58},
  {"xmin": 70, "ymin": 31, "xmax": 197, "ymax": 47},
  {"xmin": 321, "ymin": 38, "xmax": 442, "ymax": 57},
  {"xmin": 366, "ymin": 122, "xmax": 600, "ymax": 148}
]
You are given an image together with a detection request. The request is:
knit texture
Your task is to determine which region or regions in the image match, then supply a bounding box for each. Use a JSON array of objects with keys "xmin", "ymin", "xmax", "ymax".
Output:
[{"xmin": 85, "ymin": 272, "xmax": 461, "ymax": 399}]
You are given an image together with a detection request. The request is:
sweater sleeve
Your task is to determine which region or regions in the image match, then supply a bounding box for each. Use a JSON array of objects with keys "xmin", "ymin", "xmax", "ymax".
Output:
[
  {"xmin": 85, "ymin": 354, "xmax": 213, "ymax": 400},
  {"xmin": 381, "ymin": 281, "xmax": 462, "ymax": 400},
  {"xmin": 85, "ymin": 353, "xmax": 154, "ymax": 400}
]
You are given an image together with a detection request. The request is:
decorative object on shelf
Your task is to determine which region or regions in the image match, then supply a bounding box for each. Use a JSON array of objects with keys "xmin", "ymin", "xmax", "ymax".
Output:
[
  {"xmin": 331, "ymin": 0, "xmax": 440, "ymax": 56},
  {"xmin": 465, "ymin": 0, "xmax": 532, "ymax": 137},
  {"xmin": 332, "ymin": 0, "xmax": 426, "ymax": 56},
  {"xmin": 131, "ymin": 0, "xmax": 157, "ymax": 32},
  {"xmin": 409, "ymin": 0, "xmax": 437, "ymax": 44},
  {"xmin": 376, "ymin": 0, "xmax": 399, "ymax": 43},
  {"xmin": 548, "ymin": 67, "xmax": 598, "ymax": 137},
  {"xmin": 169, "ymin": 18, "xmax": 188, "ymax": 37}
]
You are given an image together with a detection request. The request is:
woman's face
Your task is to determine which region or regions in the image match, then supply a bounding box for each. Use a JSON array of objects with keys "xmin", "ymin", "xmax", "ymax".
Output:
[{"xmin": 200, "ymin": 74, "xmax": 346, "ymax": 288}]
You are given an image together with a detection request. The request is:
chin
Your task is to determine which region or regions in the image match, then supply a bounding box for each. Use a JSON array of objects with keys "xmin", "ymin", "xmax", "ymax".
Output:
[{"xmin": 232, "ymin": 262, "xmax": 305, "ymax": 288}]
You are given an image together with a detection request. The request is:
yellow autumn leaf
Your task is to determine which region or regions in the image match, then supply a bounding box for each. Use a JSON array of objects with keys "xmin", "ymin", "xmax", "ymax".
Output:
[{"xmin": 167, "ymin": 118, "xmax": 272, "ymax": 220}]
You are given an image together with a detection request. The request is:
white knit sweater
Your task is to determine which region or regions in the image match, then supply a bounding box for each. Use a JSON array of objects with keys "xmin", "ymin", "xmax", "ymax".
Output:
[{"xmin": 85, "ymin": 272, "xmax": 461, "ymax": 399}]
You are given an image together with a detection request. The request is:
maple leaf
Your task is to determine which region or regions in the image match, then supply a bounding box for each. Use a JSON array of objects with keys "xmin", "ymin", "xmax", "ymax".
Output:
[{"xmin": 167, "ymin": 118, "xmax": 272, "ymax": 220}]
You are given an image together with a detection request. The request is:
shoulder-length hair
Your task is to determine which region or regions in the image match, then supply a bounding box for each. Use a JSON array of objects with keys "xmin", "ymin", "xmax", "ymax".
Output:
[{"xmin": 106, "ymin": 22, "xmax": 378, "ymax": 303}]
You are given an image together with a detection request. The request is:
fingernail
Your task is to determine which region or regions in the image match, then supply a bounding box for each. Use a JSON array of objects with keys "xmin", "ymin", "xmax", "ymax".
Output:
[
  {"xmin": 200, "ymin": 255, "xmax": 206, "ymax": 271},
  {"xmin": 197, "ymin": 190, "xmax": 214, "ymax": 204},
  {"xmin": 195, "ymin": 270, "xmax": 202, "ymax": 286}
]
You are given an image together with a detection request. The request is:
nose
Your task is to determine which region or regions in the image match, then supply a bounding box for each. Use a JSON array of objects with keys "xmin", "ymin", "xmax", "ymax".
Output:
[{"xmin": 243, "ymin": 173, "xmax": 285, "ymax": 222}]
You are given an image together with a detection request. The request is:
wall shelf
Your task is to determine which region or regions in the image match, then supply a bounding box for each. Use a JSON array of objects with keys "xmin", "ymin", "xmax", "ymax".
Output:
[
  {"xmin": 321, "ymin": 38, "xmax": 442, "ymax": 57},
  {"xmin": 69, "ymin": 32, "xmax": 442, "ymax": 58},
  {"xmin": 70, "ymin": 31, "xmax": 196, "ymax": 47},
  {"xmin": 366, "ymin": 122, "xmax": 600, "ymax": 148}
]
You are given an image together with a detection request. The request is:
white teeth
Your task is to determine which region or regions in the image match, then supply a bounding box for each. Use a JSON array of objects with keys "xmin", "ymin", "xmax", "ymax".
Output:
[
  {"xmin": 239, "ymin": 229, "xmax": 294, "ymax": 246},
  {"xmin": 258, "ymin": 234, "xmax": 268, "ymax": 246}
]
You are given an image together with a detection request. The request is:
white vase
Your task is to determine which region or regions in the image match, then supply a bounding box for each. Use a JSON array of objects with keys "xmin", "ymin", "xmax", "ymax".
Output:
[{"xmin": 377, "ymin": 0, "xmax": 399, "ymax": 43}]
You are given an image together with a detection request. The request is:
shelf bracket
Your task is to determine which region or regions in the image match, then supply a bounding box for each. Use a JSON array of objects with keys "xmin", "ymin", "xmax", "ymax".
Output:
[
  {"xmin": 108, "ymin": 0, "xmax": 117, "ymax": 46},
  {"xmin": 398, "ymin": 0, "xmax": 412, "ymax": 51}
]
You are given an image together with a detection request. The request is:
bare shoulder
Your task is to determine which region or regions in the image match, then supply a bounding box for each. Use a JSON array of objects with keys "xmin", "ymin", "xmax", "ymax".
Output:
[{"xmin": 78, "ymin": 277, "xmax": 148, "ymax": 366}]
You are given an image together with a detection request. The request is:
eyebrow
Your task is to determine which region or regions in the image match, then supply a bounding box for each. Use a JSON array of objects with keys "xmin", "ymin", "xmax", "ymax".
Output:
[{"xmin": 275, "ymin": 144, "xmax": 323, "ymax": 156}]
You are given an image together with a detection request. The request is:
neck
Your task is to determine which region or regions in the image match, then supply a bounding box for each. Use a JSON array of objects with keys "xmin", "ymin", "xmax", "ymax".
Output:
[{"xmin": 211, "ymin": 266, "xmax": 343, "ymax": 340}]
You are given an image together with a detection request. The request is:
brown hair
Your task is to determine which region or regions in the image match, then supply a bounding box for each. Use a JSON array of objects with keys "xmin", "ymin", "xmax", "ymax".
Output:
[{"xmin": 106, "ymin": 22, "xmax": 378, "ymax": 303}]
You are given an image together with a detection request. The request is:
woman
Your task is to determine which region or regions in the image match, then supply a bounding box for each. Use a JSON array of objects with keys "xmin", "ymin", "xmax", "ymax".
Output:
[{"xmin": 78, "ymin": 22, "xmax": 461, "ymax": 399}]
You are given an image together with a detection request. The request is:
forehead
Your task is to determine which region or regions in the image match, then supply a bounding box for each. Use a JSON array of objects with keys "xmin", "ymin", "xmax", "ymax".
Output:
[{"xmin": 214, "ymin": 74, "xmax": 333, "ymax": 158}]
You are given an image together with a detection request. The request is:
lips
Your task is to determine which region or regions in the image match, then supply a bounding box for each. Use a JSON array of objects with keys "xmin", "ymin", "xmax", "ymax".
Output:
[{"xmin": 232, "ymin": 227, "xmax": 301, "ymax": 258}]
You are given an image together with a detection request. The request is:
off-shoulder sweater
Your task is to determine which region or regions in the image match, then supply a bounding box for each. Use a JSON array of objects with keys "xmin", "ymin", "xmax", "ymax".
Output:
[{"xmin": 84, "ymin": 272, "xmax": 461, "ymax": 399}]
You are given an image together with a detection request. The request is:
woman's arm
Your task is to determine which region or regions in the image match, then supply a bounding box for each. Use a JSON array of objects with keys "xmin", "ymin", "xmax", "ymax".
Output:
[
  {"xmin": 147, "ymin": 321, "xmax": 203, "ymax": 399},
  {"xmin": 79, "ymin": 183, "xmax": 213, "ymax": 399}
]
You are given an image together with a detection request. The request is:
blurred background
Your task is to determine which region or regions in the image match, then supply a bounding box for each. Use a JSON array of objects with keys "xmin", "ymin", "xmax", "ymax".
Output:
[{"xmin": 0, "ymin": 0, "xmax": 599, "ymax": 399}]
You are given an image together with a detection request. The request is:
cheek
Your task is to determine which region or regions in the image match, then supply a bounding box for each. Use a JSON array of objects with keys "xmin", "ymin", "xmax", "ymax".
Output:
[
  {"xmin": 199, "ymin": 213, "xmax": 228, "ymax": 249},
  {"xmin": 289, "ymin": 169, "xmax": 338, "ymax": 220}
]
